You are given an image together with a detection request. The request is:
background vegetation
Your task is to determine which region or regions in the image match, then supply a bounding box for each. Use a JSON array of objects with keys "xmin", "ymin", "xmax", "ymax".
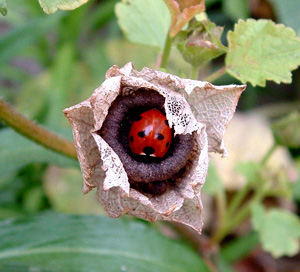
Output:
[{"xmin": 0, "ymin": 0, "xmax": 300, "ymax": 271}]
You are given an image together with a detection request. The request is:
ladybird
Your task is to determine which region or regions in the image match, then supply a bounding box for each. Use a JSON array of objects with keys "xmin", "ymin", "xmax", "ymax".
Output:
[{"xmin": 129, "ymin": 109, "xmax": 172, "ymax": 158}]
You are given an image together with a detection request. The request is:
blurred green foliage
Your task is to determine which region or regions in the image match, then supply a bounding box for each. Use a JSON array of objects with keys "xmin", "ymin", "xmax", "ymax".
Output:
[{"xmin": 0, "ymin": 0, "xmax": 300, "ymax": 271}]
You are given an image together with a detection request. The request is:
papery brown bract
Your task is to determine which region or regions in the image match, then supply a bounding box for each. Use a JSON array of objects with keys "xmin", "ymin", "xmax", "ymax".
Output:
[
  {"xmin": 64, "ymin": 63, "xmax": 245, "ymax": 233},
  {"xmin": 163, "ymin": 0, "xmax": 206, "ymax": 37}
]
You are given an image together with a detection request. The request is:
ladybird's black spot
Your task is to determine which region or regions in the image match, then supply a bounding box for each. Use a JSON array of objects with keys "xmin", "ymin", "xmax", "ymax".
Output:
[
  {"xmin": 156, "ymin": 133, "xmax": 164, "ymax": 140},
  {"xmin": 143, "ymin": 146, "xmax": 155, "ymax": 155},
  {"xmin": 165, "ymin": 120, "xmax": 169, "ymax": 126},
  {"xmin": 138, "ymin": 131, "xmax": 145, "ymax": 138},
  {"xmin": 166, "ymin": 142, "xmax": 169, "ymax": 148},
  {"xmin": 130, "ymin": 136, "xmax": 134, "ymax": 143},
  {"xmin": 134, "ymin": 115, "xmax": 142, "ymax": 122}
]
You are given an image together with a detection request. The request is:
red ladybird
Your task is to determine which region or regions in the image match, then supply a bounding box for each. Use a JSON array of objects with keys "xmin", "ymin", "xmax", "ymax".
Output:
[{"xmin": 129, "ymin": 109, "xmax": 172, "ymax": 158}]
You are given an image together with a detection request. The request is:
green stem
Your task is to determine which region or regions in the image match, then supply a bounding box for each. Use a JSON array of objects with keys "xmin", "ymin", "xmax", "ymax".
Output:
[
  {"xmin": 191, "ymin": 66, "xmax": 199, "ymax": 80},
  {"xmin": 216, "ymin": 190, "xmax": 227, "ymax": 227},
  {"xmin": 212, "ymin": 189, "xmax": 265, "ymax": 244},
  {"xmin": 212, "ymin": 143, "xmax": 278, "ymax": 244},
  {"xmin": 260, "ymin": 143, "xmax": 277, "ymax": 166},
  {"xmin": 204, "ymin": 66, "xmax": 226, "ymax": 82},
  {"xmin": 0, "ymin": 98, "xmax": 77, "ymax": 159},
  {"xmin": 160, "ymin": 34, "xmax": 172, "ymax": 69},
  {"xmin": 226, "ymin": 182, "xmax": 251, "ymax": 219}
]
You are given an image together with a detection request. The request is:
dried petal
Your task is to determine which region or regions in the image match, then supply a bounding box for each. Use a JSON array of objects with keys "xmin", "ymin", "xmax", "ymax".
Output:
[
  {"xmin": 64, "ymin": 62, "xmax": 245, "ymax": 233},
  {"xmin": 163, "ymin": 0, "xmax": 206, "ymax": 37}
]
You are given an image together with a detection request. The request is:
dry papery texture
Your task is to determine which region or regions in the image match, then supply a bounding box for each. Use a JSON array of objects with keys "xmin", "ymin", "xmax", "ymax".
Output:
[{"xmin": 64, "ymin": 63, "xmax": 245, "ymax": 233}]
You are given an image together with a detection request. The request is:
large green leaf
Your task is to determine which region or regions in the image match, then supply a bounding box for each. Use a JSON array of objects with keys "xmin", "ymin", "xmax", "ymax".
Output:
[
  {"xmin": 0, "ymin": 129, "xmax": 77, "ymax": 178},
  {"xmin": 0, "ymin": 213, "xmax": 210, "ymax": 272},
  {"xmin": 115, "ymin": 0, "xmax": 170, "ymax": 50},
  {"xmin": 252, "ymin": 204, "xmax": 300, "ymax": 257},
  {"xmin": 226, "ymin": 19, "xmax": 300, "ymax": 87},
  {"xmin": 38, "ymin": 0, "xmax": 88, "ymax": 14}
]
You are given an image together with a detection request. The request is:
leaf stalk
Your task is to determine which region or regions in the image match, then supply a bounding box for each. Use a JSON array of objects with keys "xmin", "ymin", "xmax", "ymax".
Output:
[{"xmin": 0, "ymin": 98, "xmax": 77, "ymax": 159}]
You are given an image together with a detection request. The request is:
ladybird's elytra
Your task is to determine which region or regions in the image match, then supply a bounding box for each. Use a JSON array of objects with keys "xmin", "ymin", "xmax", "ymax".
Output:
[{"xmin": 129, "ymin": 109, "xmax": 172, "ymax": 158}]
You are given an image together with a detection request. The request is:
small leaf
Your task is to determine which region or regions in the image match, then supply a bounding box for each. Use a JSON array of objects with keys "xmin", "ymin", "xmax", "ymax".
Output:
[
  {"xmin": 0, "ymin": 0, "xmax": 7, "ymax": 16},
  {"xmin": 115, "ymin": 0, "xmax": 170, "ymax": 50},
  {"xmin": 272, "ymin": 111, "xmax": 300, "ymax": 148},
  {"xmin": 176, "ymin": 19, "xmax": 227, "ymax": 66},
  {"xmin": 38, "ymin": 0, "xmax": 88, "ymax": 14},
  {"xmin": 252, "ymin": 203, "xmax": 300, "ymax": 257},
  {"xmin": 163, "ymin": 0, "xmax": 205, "ymax": 37},
  {"xmin": 0, "ymin": 213, "xmax": 210, "ymax": 272},
  {"xmin": 0, "ymin": 129, "xmax": 77, "ymax": 178},
  {"xmin": 226, "ymin": 19, "xmax": 300, "ymax": 87}
]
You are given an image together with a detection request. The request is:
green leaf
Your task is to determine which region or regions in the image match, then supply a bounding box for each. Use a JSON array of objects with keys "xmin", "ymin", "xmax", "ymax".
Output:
[
  {"xmin": 0, "ymin": 129, "xmax": 78, "ymax": 178},
  {"xmin": 272, "ymin": 111, "xmax": 300, "ymax": 148},
  {"xmin": 226, "ymin": 19, "xmax": 300, "ymax": 87},
  {"xmin": 115, "ymin": 0, "xmax": 170, "ymax": 50},
  {"xmin": 0, "ymin": 0, "xmax": 7, "ymax": 16},
  {"xmin": 45, "ymin": 43, "xmax": 76, "ymax": 129},
  {"xmin": 223, "ymin": 0, "xmax": 250, "ymax": 21},
  {"xmin": 269, "ymin": 0, "xmax": 300, "ymax": 35},
  {"xmin": 38, "ymin": 0, "xmax": 88, "ymax": 14},
  {"xmin": 176, "ymin": 19, "xmax": 227, "ymax": 66},
  {"xmin": 0, "ymin": 213, "xmax": 210, "ymax": 272},
  {"xmin": 251, "ymin": 203, "xmax": 300, "ymax": 257}
]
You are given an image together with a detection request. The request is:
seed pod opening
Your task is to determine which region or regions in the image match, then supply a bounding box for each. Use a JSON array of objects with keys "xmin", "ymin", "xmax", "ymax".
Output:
[{"xmin": 98, "ymin": 89, "xmax": 195, "ymax": 194}]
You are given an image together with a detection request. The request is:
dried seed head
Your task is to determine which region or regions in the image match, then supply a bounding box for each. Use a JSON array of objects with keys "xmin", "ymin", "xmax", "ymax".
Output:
[
  {"xmin": 64, "ymin": 62, "xmax": 245, "ymax": 233},
  {"xmin": 99, "ymin": 90, "xmax": 195, "ymax": 193}
]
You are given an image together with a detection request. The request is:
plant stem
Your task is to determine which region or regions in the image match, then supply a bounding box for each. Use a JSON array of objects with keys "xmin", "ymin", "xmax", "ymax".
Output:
[
  {"xmin": 204, "ymin": 66, "xmax": 226, "ymax": 82},
  {"xmin": 160, "ymin": 34, "xmax": 172, "ymax": 69},
  {"xmin": 216, "ymin": 190, "xmax": 227, "ymax": 227},
  {"xmin": 212, "ymin": 189, "xmax": 265, "ymax": 244},
  {"xmin": 226, "ymin": 182, "xmax": 251, "ymax": 219},
  {"xmin": 0, "ymin": 98, "xmax": 77, "ymax": 159},
  {"xmin": 211, "ymin": 143, "xmax": 278, "ymax": 244},
  {"xmin": 260, "ymin": 143, "xmax": 277, "ymax": 166},
  {"xmin": 191, "ymin": 66, "xmax": 199, "ymax": 80}
]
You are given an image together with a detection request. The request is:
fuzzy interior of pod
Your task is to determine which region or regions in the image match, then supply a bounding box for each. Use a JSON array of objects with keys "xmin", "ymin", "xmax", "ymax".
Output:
[{"xmin": 99, "ymin": 89, "xmax": 194, "ymax": 195}]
